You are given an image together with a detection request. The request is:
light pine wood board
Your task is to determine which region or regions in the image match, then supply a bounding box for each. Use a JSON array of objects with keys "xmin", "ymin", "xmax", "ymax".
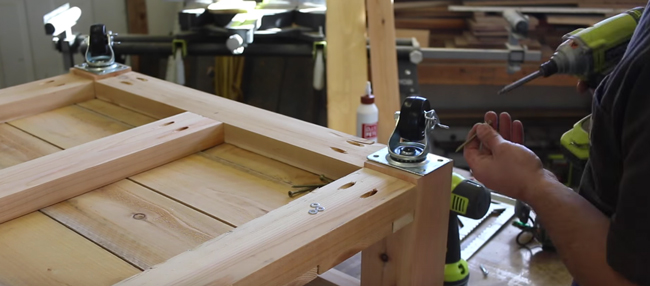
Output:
[
  {"xmin": 0, "ymin": 123, "xmax": 140, "ymax": 285},
  {"xmin": 95, "ymin": 73, "xmax": 384, "ymax": 180},
  {"xmin": 325, "ymin": 0, "xmax": 368, "ymax": 136},
  {"xmin": 115, "ymin": 168, "xmax": 416, "ymax": 286},
  {"xmin": 3, "ymin": 100, "xmax": 233, "ymax": 270},
  {"xmin": 0, "ymin": 124, "xmax": 60, "ymax": 169},
  {"xmin": 130, "ymin": 152, "xmax": 297, "ymax": 227},
  {"xmin": 0, "ymin": 73, "xmax": 94, "ymax": 123},
  {"xmin": 7, "ymin": 99, "xmax": 320, "ymax": 270},
  {"xmin": 367, "ymin": 0, "xmax": 402, "ymax": 143},
  {"xmin": 0, "ymin": 110, "xmax": 223, "ymax": 225},
  {"xmin": 0, "ymin": 212, "xmax": 140, "ymax": 286}
]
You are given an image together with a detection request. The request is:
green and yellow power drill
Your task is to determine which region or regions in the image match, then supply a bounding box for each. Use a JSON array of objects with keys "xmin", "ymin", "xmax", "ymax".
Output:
[
  {"xmin": 498, "ymin": 7, "xmax": 644, "ymax": 95},
  {"xmin": 497, "ymin": 7, "xmax": 645, "ymax": 251},
  {"xmin": 444, "ymin": 173, "xmax": 492, "ymax": 286}
]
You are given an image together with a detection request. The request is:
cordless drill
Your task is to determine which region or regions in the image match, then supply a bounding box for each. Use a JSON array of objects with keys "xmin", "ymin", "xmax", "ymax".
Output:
[
  {"xmin": 498, "ymin": 7, "xmax": 645, "ymax": 94},
  {"xmin": 444, "ymin": 173, "xmax": 492, "ymax": 286}
]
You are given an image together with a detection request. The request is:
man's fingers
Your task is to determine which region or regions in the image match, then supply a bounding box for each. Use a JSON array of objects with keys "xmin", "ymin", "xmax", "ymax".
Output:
[
  {"xmin": 476, "ymin": 123, "xmax": 504, "ymax": 151},
  {"xmin": 499, "ymin": 112, "xmax": 512, "ymax": 141},
  {"xmin": 512, "ymin": 120, "xmax": 524, "ymax": 144},
  {"xmin": 464, "ymin": 123, "xmax": 482, "ymax": 151},
  {"xmin": 485, "ymin": 111, "xmax": 498, "ymax": 130}
]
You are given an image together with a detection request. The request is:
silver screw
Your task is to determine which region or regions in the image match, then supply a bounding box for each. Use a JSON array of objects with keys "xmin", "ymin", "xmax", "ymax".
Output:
[
  {"xmin": 308, "ymin": 209, "xmax": 318, "ymax": 215},
  {"xmin": 310, "ymin": 203, "xmax": 321, "ymax": 208}
]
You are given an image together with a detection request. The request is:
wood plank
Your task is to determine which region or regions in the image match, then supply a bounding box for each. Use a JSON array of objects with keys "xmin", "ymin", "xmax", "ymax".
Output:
[
  {"xmin": 546, "ymin": 15, "xmax": 603, "ymax": 26},
  {"xmin": 0, "ymin": 73, "xmax": 94, "ymax": 123},
  {"xmin": 77, "ymin": 99, "xmax": 158, "ymax": 126},
  {"xmin": 0, "ymin": 212, "xmax": 140, "ymax": 286},
  {"xmin": 202, "ymin": 143, "xmax": 321, "ymax": 186},
  {"xmin": 417, "ymin": 61, "xmax": 577, "ymax": 86},
  {"xmin": 0, "ymin": 124, "xmax": 60, "ymax": 169},
  {"xmin": 41, "ymin": 179, "xmax": 233, "ymax": 270},
  {"xmin": 326, "ymin": 0, "xmax": 369, "ymax": 136},
  {"xmin": 0, "ymin": 112, "xmax": 223, "ymax": 224},
  {"xmin": 115, "ymin": 168, "xmax": 416, "ymax": 286},
  {"xmin": 367, "ymin": 0, "xmax": 402, "ymax": 144},
  {"xmin": 395, "ymin": 29, "xmax": 430, "ymax": 48},
  {"xmin": 361, "ymin": 160, "xmax": 453, "ymax": 286},
  {"xmin": 6, "ymin": 100, "xmax": 236, "ymax": 270},
  {"xmin": 126, "ymin": 0, "xmax": 149, "ymax": 72},
  {"xmin": 130, "ymin": 153, "xmax": 293, "ymax": 226},
  {"xmin": 448, "ymin": 5, "xmax": 627, "ymax": 14},
  {"xmin": 463, "ymin": 0, "xmax": 580, "ymax": 6},
  {"xmin": 10, "ymin": 105, "xmax": 132, "ymax": 149},
  {"xmin": 394, "ymin": 18, "xmax": 467, "ymax": 30},
  {"xmin": 95, "ymin": 73, "xmax": 384, "ymax": 179}
]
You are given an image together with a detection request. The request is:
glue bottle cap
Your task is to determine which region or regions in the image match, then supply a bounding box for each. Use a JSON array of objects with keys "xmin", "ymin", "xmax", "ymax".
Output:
[{"xmin": 361, "ymin": 82, "xmax": 375, "ymax": 104}]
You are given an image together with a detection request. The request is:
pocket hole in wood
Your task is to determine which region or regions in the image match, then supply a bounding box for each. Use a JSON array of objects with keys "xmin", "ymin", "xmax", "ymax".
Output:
[
  {"xmin": 43, "ymin": 80, "xmax": 55, "ymax": 84},
  {"xmin": 330, "ymin": 132, "xmax": 342, "ymax": 137},
  {"xmin": 136, "ymin": 77, "xmax": 148, "ymax": 82},
  {"xmin": 163, "ymin": 121, "xmax": 175, "ymax": 126},
  {"xmin": 361, "ymin": 189, "xmax": 378, "ymax": 198},
  {"xmin": 346, "ymin": 140, "xmax": 364, "ymax": 147},
  {"xmin": 177, "ymin": 126, "xmax": 189, "ymax": 131},
  {"xmin": 121, "ymin": 81, "xmax": 133, "ymax": 85},
  {"xmin": 56, "ymin": 83, "xmax": 65, "ymax": 87},
  {"xmin": 339, "ymin": 182, "xmax": 355, "ymax": 189},
  {"xmin": 331, "ymin": 147, "xmax": 347, "ymax": 154}
]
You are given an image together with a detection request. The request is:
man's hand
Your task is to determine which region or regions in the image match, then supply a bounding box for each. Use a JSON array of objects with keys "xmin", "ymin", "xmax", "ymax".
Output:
[{"xmin": 463, "ymin": 111, "xmax": 555, "ymax": 201}]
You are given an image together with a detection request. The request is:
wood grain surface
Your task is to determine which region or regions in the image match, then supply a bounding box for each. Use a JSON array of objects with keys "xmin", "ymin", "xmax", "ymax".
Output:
[
  {"xmin": 1, "ymin": 99, "xmax": 327, "ymax": 276},
  {"xmin": 0, "ymin": 212, "xmax": 140, "ymax": 286}
]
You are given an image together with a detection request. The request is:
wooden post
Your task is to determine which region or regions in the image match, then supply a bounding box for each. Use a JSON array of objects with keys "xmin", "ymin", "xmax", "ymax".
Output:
[
  {"xmin": 366, "ymin": 0, "xmax": 401, "ymax": 143},
  {"xmin": 326, "ymin": 0, "xmax": 369, "ymax": 136},
  {"xmin": 361, "ymin": 160, "xmax": 453, "ymax": 286}
]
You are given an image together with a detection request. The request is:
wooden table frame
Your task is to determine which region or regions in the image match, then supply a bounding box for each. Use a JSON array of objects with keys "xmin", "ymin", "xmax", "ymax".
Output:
[{"xmin": 0, "ymin": 66, "xmax": 451, "ymax": 285}]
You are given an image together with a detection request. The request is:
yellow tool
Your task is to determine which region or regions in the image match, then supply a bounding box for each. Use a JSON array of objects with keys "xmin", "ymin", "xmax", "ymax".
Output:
[{"xmin": 498, "ymin": 7, "xmax": 645, "ymax": 94}]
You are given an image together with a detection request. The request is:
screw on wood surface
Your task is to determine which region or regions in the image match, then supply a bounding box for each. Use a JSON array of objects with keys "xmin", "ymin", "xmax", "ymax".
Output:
[{"xmin": 288, "ymin": 188, "xmax": 314, "ymax": 197}]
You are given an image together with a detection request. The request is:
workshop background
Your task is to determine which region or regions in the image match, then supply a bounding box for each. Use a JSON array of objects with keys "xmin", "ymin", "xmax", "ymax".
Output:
[{"xmin": 0, "ymin": 0, "xmax": 646, "ymax": 285}]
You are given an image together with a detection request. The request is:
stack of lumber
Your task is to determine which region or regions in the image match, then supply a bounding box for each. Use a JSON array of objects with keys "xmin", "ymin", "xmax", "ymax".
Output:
[
  {"xmin": 394, "ymin": 0, "xmax": 647, "ymax": 50},
  {"xmin": 395, "ymin": 0, "xmax": 647, "ymax": 86},
  {"xmin": 394, "ymin": 0, "xmax": 472, "ymax": 47},
  {"xmin": 454, "ymin": 12, "xmax": 541, "ymax": 49}
]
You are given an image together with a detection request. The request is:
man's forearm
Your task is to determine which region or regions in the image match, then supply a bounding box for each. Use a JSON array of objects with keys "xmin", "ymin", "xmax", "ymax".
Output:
[{"xmin": 525, "ymin": 173, "xmax": 635, "ymax": 286}]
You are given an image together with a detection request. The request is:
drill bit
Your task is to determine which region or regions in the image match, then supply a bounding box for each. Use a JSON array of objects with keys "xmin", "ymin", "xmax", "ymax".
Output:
[{"xmin": 497, "ymin": 70, "xmax": 542, "ymax": 95}]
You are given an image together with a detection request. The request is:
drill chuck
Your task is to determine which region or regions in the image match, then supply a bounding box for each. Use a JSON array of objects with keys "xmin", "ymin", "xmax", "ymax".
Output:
[{"xmin": 539, "ymin": 60, "xmax": 558, "ymax": 77}]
